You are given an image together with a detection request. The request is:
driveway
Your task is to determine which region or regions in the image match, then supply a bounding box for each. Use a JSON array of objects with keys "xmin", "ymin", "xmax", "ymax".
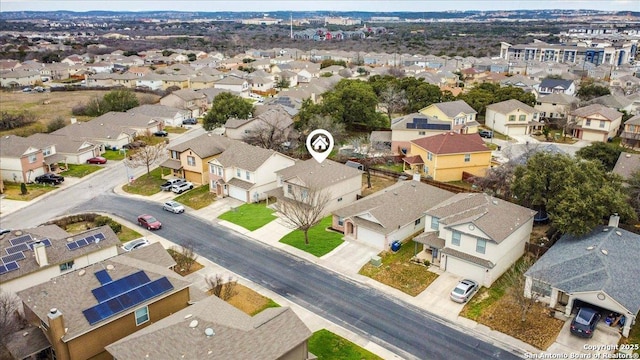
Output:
[
  {"xmin": 547, "ymin": 317, "xmax": 621, "ymax": 355},
  {"xmin": 319, "ymin": 240, "xmax": 380, "ymax": 276},
  {"xmin": 414, "ymin": 270, "xmax": 465, "ymax": 321}
]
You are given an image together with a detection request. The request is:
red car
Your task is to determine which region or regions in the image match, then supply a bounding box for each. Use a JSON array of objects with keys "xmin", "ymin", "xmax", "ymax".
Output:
[
  {"xmin": 87, "ymin": 156, "xmax": 107, "ymax": 164},
  {"xmin": 137, "ymin": 214, "xmax": 162, "ymax": 230}
]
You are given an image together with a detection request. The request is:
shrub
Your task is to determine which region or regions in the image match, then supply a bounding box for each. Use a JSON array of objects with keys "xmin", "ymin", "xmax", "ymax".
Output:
[
  {"xmin": 423, "ymin": 259, "xmax": 431, "ymax": 266},
  {"xmin": 108, "ymin": 220, "xmax": 122, "ymax": 234},
  {"xmin": 94, "ymin": 215, "xmax": 111, "ymax": 227},
  {"xmin": 20, "ymin": 183, "xmax": 27, "ymax": 195}
]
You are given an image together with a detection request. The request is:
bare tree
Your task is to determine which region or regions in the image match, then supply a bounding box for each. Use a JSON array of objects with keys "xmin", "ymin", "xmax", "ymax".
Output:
[
  {"xmin": 299, "ymin": 115, "xmax": 348, "ymax": 146},
  {"xmin": 0, "ymin": 290, "xmax": 24, "ymax": 339},
  {"xmin": 171, "ymin": 239, "xmax": 197, "ymax": 272},
  {"xmin": 378, "ymin": 85, "xmax": 408, "ymax": 121},
  {"xmin": 221, "ymin": 276, "xmax": 238, "ymax": 300},
  {"xmin": 124, "ymin": 142, "xmax": 167, "ymax": 175},
  {"xmin": 205, "ymin": 274, "xmax": 224, "ymax": 298},
  {"xmin": 348, "ymin": 136, "xmax": 392, "ymax": 189},
  {"xmin": 473, "ymin": 163, "xmax": 516, "ymax": 199},
  {"xmin": 243, "ymin": 117, "xmax": 296, "ymax": 151},
  {"xmin": 504, "ymin": 256, "xmax": 542, "ymax": 323},
  {"xmin": 205, "ymin": 274, "xmax": 238, "ymax": 300},
  {"xmin": 273, "ymin": 186, "xmax": 331, "ymax": 245}
]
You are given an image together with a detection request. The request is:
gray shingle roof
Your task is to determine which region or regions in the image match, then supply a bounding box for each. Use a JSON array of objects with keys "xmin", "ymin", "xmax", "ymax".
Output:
[
  {"xmin": 168, "ymin": 133, "xmax": 233, "ymax": 158},
  {"xmin": 105, "ymin": 295, "xmax": 311, "ymax": 359},
  {"xmin": 525, "ymin": 225, "xmax": 640, "ymax": 315},
  {"xmin": 276, "ymin": 159, "xmax": 362, "ymax": 189},
  {"xmin": 0, "ymin": 134, "xmax": 40, "ymax": 158},
  {"xmin": 537, "ymin": 93, "xmax": 579, "ymax": 105},
  {"xmin": 486, "ymin": 99, "xmax": 536, "ymax": 115},
  {"xmin": 27, "ymin": 133, "xmax": 96, "ymax": 154},
  {"xmin": 571, "ymin": 104, "xmax": 622, "ymax": 121},
  {"xmin": 442, "ymin": 247, "xmax": 495, "ymax": 268},
  {"xmin": 586, "ymin": 94, "xmax": 633, "ymax": 110},
  {"xmin": 430, "ymin": 100, "xmax": 477, "ymax": 117},
  {"xmin": 212, "ymin": 141, "xmax": 285, "ymax": 172},
  {"xmin": 128, "ymin": 104, "xmax": 190, "ymax": 119},
  {"xmin": 426, "ymin": 193, "xmax": 536, "ymax": 244},
  {"xmin": 624, "ymin": 114, "xmax": 640, "ymax": 125},
  {"xmin": 612, "ymin": 152, "xmax": 640, "ymax": 180}
]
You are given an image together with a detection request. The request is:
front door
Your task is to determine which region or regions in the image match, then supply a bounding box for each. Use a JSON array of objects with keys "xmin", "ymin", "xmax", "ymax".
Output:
[{"xmin": 558, "ymin": 291, "xmax": 569, "ymax": 306}]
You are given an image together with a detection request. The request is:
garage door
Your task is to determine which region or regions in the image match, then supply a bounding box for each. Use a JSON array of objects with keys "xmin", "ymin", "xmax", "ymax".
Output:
[
  {"xmin": 506, "ymin": 125, "xmax": 527, "ymax": 136},
  {"xmin": 78, "ymin": 152, "xmax": 94, "ymax": 164},
  {"xmin": 184, "ymin": 170, "xmax": 201, "ymax": 184},
  {"xmin": 445, "ymin": 256, "xmax": 484, "ymax": 284},
  {"xmin": 356, "ymin": 227, "xmax": 386, "ymax": 250},
  {"xmin": 228, "ymin": 186, "xmax": 247, "ymax": 202}
]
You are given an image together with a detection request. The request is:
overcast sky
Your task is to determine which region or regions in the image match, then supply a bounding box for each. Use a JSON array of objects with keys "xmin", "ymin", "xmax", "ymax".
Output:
[{"xmin": 1, "ymin": 1, "xmax": 638, "ymax": 13}]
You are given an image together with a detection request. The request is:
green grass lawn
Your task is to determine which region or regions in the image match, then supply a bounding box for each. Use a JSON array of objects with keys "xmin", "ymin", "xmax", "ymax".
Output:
[
  {"xmin": 2, "ymin": 181, "xmax": 57, "ymax": 201},
  {"xmin": 279, "ymin": 216, "xmax": 343, "ymax": 257},
  {"xmin": 117, "ymin": 225, "xmax": 143, "ymax": 243},
  {"xmin": 173, "ymin": 184, "xmax": 216, "ymax": 210},
  {"xmin": 308, "ymin": 329, "xmax": 382, "ymax": 360},
  {"xmin": 218, "ymin": 203, "xmax": 276, "ymax": 231},
  {"xmin": 102, "ymin": 149, "xmax": 125, "ymax": 161},
  {"xmin": 164, "ymin": 126, "xmax": 187, "ymax": 134},
  {"xmin": 60, "ymin": 164, "xmax": 103, "ymax": 178},
  {"xmin": 372, "ymin": 163, "xmax": 403, "ymax": 173},
  {"xmin": 122, "ymin": 167, "xmax": 164, "ymax": 196}
]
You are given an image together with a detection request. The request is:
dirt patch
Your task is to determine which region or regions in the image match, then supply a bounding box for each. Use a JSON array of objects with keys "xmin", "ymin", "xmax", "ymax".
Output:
[
  {"xmin": 362, "ymin": 174, "xmax": 397, "ymax": 197},
  {"xmin": 223, "ymin": 284, "xmax": 273, "ymax": 315}
]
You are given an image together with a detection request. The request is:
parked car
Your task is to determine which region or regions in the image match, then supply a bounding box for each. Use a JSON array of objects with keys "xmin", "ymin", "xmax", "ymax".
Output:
[
  {"xmin": 86, "ymin": 156, "xmax": 107, "ymax": 164},
  {"xmin": 154, "ymin": 130, "xmax": 168, "ymax": 137},
  {"xmin": 137, "ymin": 214, "xmax": 162, "ymax": 230},
  {"xmin": 121, "ymin": 238, "xmax": 150, "ymax": 252},
  {"xmin": 34, "ymin": 173, "xmax": 65, "ymax": 185},
  {"xmin": 22, "ymin": 87, "xmax": 32, "ymax": 93},
  {"xmin": 163, "ymin": 200, "xmax": 185, "ymax": 214},
  {"xmin": 123, "ymin": 140, "xmax": 147, "ymax": 149},
  {"xmin": 570, "ymin": 307, "xmax": 601, "ymax": 338},
  {"xmin": 182, "ymin": 118, "xmax": 197, "ymax": 125},
  {"xmin": 450, "ymin": 279, "xmax": 479, "ymax": 303},
  {"xmin": 160, "ymin": 178, "xmax": 186, "ymax": 191},
  {"xmin": 479, "ymin": 130, "xmax": 493, "ymax": 138},
  {"xmin": 171, "ymin": 181, "xmax": 194, "ymax": 194}
]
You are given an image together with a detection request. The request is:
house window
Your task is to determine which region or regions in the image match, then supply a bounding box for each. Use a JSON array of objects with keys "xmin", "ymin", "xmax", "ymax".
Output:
[
  {"xmin": 236, "ymin": 169, "xmax": 241, "ymax": 177},
  {"xmin": 464, "ymin": 154, "xmax": 471, "ymax": 162},
  {"xmin": 301, "ymin": 189, "xmax": 308, "ymax": 199},
  {"xmin": 531, "ymin": 279, "xmax": 551, "ymax": 296},
  {"xmin": 476, "ymin": 239, "xmax": 486, "ymax": 254},
  {"xmin": 508, "ymin": 115, "xmax": 516, "ymax": 122},
  {"xmin": 187, "ymin": 156, "xmax": 195, "ymax": 166},
  {"xmin": 135, "ymin": 306, "xmax": 149, "ymax": 326},
  {"xmin": 217, "ymin": 167, "xmax": 222, "ymax": 176},
  {"xmin": 287, "ymin": 184, "xmax": 292, "ymax": 194},
  {"xmin": 418, "ymin": 131, "xmax": 426, "ymax": 135},
  {"xmin": 171, "ymin": 151, "xmax": 179, "ymax": 159},
  {"xmin": 28, "ymin": 154, "xmax": 37, "ymax": 163},
  {"xmin": 59, "ymin": 261, "xmax": 74, "ymax": 272},
  {"xmin": 43, "ymin": 147, "xmax": 52, "ymax": 156},
  {"xmin": 585, "ymin": 119, "xmax": 591, "ymax": 126},
  {"xmin": 519, "ymin": 115, "xmax": 526, "ymax": 122},
  {"xmin": 452, "ymin": 231, "xmax": 461, "ymax": 246},
  {"xmin": 338, "ymin": 217, "xmax": 344, "ymax": 226},
  {"xmin": 415, "ymin": 218, "xmax": 421, "ymax": 226},
  {"xmin": 245, "ymin": 171, "xmax": 250, "ymax": 180},
  {"xmin": 599, "ymin": 120, "xmax": 605, "ymax": 129},
  {"xmin": 430, "ymin": 217, "xmax": 439, "ymax": 230},
  {"xmin": 427, "ymin": 152, "xmax": 433, "ymax": 161}
]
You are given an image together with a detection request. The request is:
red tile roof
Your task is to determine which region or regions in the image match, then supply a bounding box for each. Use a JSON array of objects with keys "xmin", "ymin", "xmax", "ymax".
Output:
[
  {"xmin": 403, "ymin": 155, "xmax": 424, "ymax": 165},
  {"xmin": 411, "ymin": 132, "xmax": 488, "ymax": 154}
]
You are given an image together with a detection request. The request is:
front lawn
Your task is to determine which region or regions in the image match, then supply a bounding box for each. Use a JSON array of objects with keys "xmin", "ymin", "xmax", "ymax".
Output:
[
  {"xmin": 2, "ymin": 181, "xmax": 57, "ymax": 201},
  {"xmin": 218, "ymin": 202, "xmax": 276, "ymax": 231},
  {"xmin": 359, "ymin": 240, "xmax": 438, "ymax": 296},
  {"xmin": 102, "ymin": 149, "xmax": 125, "ymax": 161},
  {"xmin": 308, "ymin": 329, "xmax": 382, "ymax": 360},
  {"xmin": 164, "ymin": 126, "xmax": 187, "ymax": 134},
  {"xmin": 60, "ymin": 164, "xmax": 102, "ymax": 178},
  {"xmin": 122, "ymin": 167, "xmax": 164, "ymax": 196},
  {"xmin": 225, "ymin": 284, "xmax": 280, "ymax": 316},
  {"xmin": 173, "ymin": 184, "xmax": 216, "ymax": 209},
  {"xmin": 362, "ymin": 174, "xmax": 397, "ymax": 197},
  {"xmin": 279, "ymin": 216, "xmax": 344, "ymax": 257}
]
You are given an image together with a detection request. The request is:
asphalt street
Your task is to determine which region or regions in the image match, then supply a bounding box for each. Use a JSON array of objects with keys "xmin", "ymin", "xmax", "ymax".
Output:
[{"xmin": 72, "ymin": 193, "xmax": 523, "ymax": 360}]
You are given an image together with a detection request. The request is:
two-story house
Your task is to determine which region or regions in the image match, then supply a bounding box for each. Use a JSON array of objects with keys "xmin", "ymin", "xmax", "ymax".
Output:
[
  {"xmin": 159, "ymin": 89, "xmax": 208, "ymax": 118},
  {"xmin": 534, "ymin": 93, "xmax": 579, "ymax": 121},
  {"xmin": 620, "ymin": 114, "xmax": 640, "ymax": 149},
  {"xmin": 416, "ymin": 193, "xmax": 536, "ymax": 286},
  {"xmin": 536, "ymin": 78, "xmax": 576, "ymax": 97},
  {"xmin": 569, "ymin": 104, "xmax": 623, "ymax": 142},
  {"xmin": 390, "ymin": 113, "xmax": 452, "ymax": 155},
  {"xmin": 332, "ymin": 181, "xmax": 454, "ymax": 250},
  {"xmin": 485, "ymin": 99, "xmax": 541, "ymax": 136},
  {"xmin": 0, "ymin": 135, "xmax": 47, "ymax": 183},
  {"xmin": 403, "ymin": 132, "xmax": 492, "ymax": 182},
  {"xmin": 208, "ymin": 141, "xmax": 296, "ymax": 203},
  {"xmin": 224, "ymin": 106, "xmax": 294, "ymax": 142},
  {"xmin": 417, "ymin": 100, "xmax": 479, "ymax": 134},
  {"xmin": 213, "ymin": 75, "xmax": 250, "ymax": 95},
  {"xmin": 127, "ymin": 104, "xmax": 191, "ymax": 128},
  {"xmin": 161, "ymin": 133, "xmax": 232, "ymax": 184},
  {"xmin": 269, "ymin": 159, "xmax": 363, "ymax": 216}
]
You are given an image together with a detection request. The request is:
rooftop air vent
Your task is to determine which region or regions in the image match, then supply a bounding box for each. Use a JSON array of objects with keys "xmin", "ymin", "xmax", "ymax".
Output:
[
  {"xmin": 189, "ymin": 320, "xmax": 198, "ymax": 328},
  {"xmin": 626, "ymin": 154, "xmax": 632, "ymax": 158},
  {"xmin": 205, "ymin": 328, "xmax": 215, "ymax": 337},
  {"xmin": 67, "ymin": 237, "xmax": 74, "ymax": 242},
  {"xmin": 184, "ymin": 314, "xmax": 192, "ymax": 319},
  {"xmin": 106, "ymin": 264, "xmax": 114, "ymax": 270},
  {"xmin": 615, "ymin": 231, "xmax": 622, "ymax": 236},
  {"xmin": 601, "ymin": 249, "xmax": 608, "ymax": 255},
  {"xmin": 14, "ymin": 231, "xmax": 23, "ymax": 236},
  {"xmin": 602, "ymin": 228, "xmax": 609, "ymax": 232},
  {"xmin": 586, "ymin": 246, "xmax": 594, "ymax": 250},
  {"xmin": 78, "ymin": 269, "xmax": 86, "ymax": 276}
]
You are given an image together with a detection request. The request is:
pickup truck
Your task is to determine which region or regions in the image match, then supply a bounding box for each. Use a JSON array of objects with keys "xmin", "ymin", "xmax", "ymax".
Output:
[
  {"xmin": 171, "ymin": 181, "xmax": 194, "ymax": 194},
  {"xmin": 160, "ymin": 178, "xmax": 186, "ymax": 191},
  {"xmin": 34, "ymin": 173, "xmax": 65, "ymax": 185}
]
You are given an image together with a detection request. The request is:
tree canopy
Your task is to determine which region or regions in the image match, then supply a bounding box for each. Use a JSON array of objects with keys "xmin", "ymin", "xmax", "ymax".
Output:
[
  {"xmin": 203, "ymin": 93, "xmax": 254, "ymax": 131},
  {"xmin": 576, "ymin": 82, "xmax": 610, "ymax": 101},
  {"xmin": 457, "ymin": 83, "xmax": 536, "ymax": 115},
  {"xmin": 575, "ymin": 142, "xmax": 623, "ymax": 172}
]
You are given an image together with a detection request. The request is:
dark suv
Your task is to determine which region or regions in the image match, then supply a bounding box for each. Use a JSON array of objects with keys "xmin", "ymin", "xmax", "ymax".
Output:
[
  {"xmin": 34, "ymin": 173, "xmax": 65, "ymax": 185},
  {"xmin": 182, "ymin": 118, "xmax": 197, "ymax": 125},
  {"xmin": 570, "ymin": 307, "xmax": 601, "ymax": 338}
]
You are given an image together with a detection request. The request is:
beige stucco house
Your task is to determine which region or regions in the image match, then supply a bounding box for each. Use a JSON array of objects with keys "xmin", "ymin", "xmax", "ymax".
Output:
[
  {"xmin": 569, "ymin": 104, "xmax": 623, "ymax": 142},
  {"xmin": 485, "ymin": 99, "xmax": 541, "ymax": 136}
]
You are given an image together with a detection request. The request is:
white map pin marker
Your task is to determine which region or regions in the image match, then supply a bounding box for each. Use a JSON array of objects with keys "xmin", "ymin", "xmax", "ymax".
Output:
[{"xmin": 306, "ymin": 129, "xmax": 334, "ymax": 163}]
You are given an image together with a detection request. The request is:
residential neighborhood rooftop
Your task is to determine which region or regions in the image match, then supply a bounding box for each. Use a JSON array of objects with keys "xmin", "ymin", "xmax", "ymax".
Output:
[
  {"xmin": 276, "ymin": 159, "xmax": 362, "ymax": 189},
  {"xmin": 411, "ymin": 132, "xmax": 488, "ymax": 155}
]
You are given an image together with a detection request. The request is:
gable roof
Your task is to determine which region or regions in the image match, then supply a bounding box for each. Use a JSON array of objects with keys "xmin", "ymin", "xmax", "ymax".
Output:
[
  {"xmin": 166, "ymin": 88, "xmax": 206, "ymax": 101},
  {"xmin": 525, "ymin": 225, "xmax": 640, "ymax": 315},
  {"xmin": 26, "ymin": 133, "xmax": 96, "ymax": 154},
  {"xmin": 539, "ymin": 78, "xmax": 573, "ymax": 89},
  {"xmin": 390, "ymin": 113, "xmax": 451, "ymax": 131},
  {"xmin": 90, "ymin": 111, "xmax": 161, "ymax": 128},
  {"xmin": 127, "ymin": 104, "xmax": 190, "ymax": 119},
  {"xmin": 426, "ymin": 193, "xmax": 536, "ymax": 243},
  {"xmin": 486, "ymin": 99, "xmax": 536, "ymax": 115},
  {"xmin": 52, "ymin": 121, "xmax": 134, "ymax": 140},
  {"xmin": 105, "ymin": 295, "xmax": 311, "ymax": 359},
  {"xmin": 333, "ymin": 181, "xmax": 454, "ymax": 235},
  {"xmin": 168, "ymin": 133, "xmax": 233, "ymax": 158},
  {"xmin": 212, "ymin": 141, "xmax": 288, "ymax": 172},
  {"xmin": 411, "ymin": 132, "xmax": 489, "ymax": 155},
  {"xmin": 537, "ymin": 93, "xmax": 579, "ymax": 105},
  {"xmin": 429, "ymin": 100, "xmax": 477, "ymax": 117},
  {"xmin": 571, "ymin": 104, "xmax": 623, "ymax": 121},
  {"xmin": 0, "ymin": 134, "xmax": 40, "ymax": 158},
  {"xmin": 612, "ymin": 152, "xmax": 640, "ymax": 180},
  {"xmin": 587, "ymin": 94, "xmax": 634, "ymax": 110},
  {"xmin": 276, "ymin": 159, "xmax": 362, "ymax": 189}
]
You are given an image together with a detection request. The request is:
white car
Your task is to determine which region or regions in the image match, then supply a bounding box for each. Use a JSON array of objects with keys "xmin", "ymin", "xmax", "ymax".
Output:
[
  {"xmin": 121, "ymin": 238, "xmax": 150, "ymax": 252},
  {"xmin": 171, "ymin": 181, "xmax": 194, "ymax": 194},
  {"xmin": 163, "ymin": 200, "xmax": 185, "ymax": 214}
]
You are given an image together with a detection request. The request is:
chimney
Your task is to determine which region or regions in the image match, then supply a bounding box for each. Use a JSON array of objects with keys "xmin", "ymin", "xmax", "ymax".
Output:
[
  {"xmin": 33, "ymin": 241, "xmax": 49, "ymax": 267},
  {"xmin": 47, "ymin": 308, "xmax": 70, "ymax": 360},
  {"xmin": 608, "ymin": 213, "xmax": 620, "ymax": 228}
]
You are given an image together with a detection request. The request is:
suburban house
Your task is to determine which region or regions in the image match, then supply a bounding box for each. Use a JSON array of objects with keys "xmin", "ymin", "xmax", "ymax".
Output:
[
  {"xmin": 208, "ymin": 141, "xmax": 296, "ymax": 203},
  {"xmin": 535, "ymin": 78, "xmax": 576, "ymax": 96},
  {"xmin": 224, "ymin": 106, "xmax": 294, "ymax": 142},
  {"xmin": 610, "ymin": 74, "xmax": 640, "ymax": 93},
  {"xmin": 127, "ymin": 104, "xmax": 191, "ymax": 128},
  {"xmin": 89, "ymin": 112, "xmax": 162, "ymax": 137},
  {"xmin": 269, "ymin": 159, "xmax": 363, "ymax": 215},
  {"xmin": 524, "ymin": 216, "xmax": 640, "ymax": 338},
  {"xmin": 213, "ymin": 75, "xmax": 250, "ymax": 95},
  {"xmin": 27, "ymin": 133, "xmax": 100, "ymax": 166},
  {"xmin": 16, "ymin": 252, "xmax": 191, "ymax": 360},
  {"xmin": 0, "ymin": 134, "xmax": 47, "ymax": 183},
  {"xmin": 485, "ymin": 99, "xmax": 542, "ymax": 136},
  {"xmin": 416, "ymin": 193, "xmax": 536, "ymax": 286},
  {"xmin": 568, "ymin": 104, "xmax": 623, "ymax": 142},
  {"xmin": 403, "ymin": 132, "xmax": 492, "ymax": 182},
  {"xmin": 332, "ymin": 181, "xmax": 454, "ymax": 250},
  {"xmin": 159, "ymin": 89, "xmax": 208, "ymax": 118},
  {"xmin": 612, "ymin": 152, "xmax": 640, "ymax": 183},
  {"xmin": 0, "ymin": 69, "xmax": 41, "ymax": 88},
  {"xmin": 105, "ymin": 294, "xmax": 313, "ymax": 360},
  {"xmin": 52, "ymin": 120, "xmax": 135, "ymax": 151},
  {"xmin": 587, "ymin": 94, "xmax": 635, "ymax": 115},
  {"xmin": 160, "ymin": 133, "xmax": 233, "ymax": 185},
  {"xmin": 417, "ymin": 100, "xmax": 479, "ymax": 134},
  {"xmin": 0, "ymin": 225, "xmax": 120, "ymax": 294},
  {"xmin": 620, "ymin": 114, "xmax": 640, "ymax": 149},
  {"xmin": 390, "ymin": 113, "xmax": 452, "ymax": 155},
  {"xmin": 534, "ymin": 93, "xmax": 579, "ymax": 122}
]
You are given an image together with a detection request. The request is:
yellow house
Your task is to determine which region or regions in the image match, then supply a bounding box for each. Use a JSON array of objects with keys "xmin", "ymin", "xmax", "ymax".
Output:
[
  {"xmin": 418, "ymin": 100, "xmax": 480, "ymax": 134},
  {"xmin": 160, "ymin": 134, "xmax": 233, "ymax": 185},
  {"xmin": 404, "ymin": 132, "xmax": 492, "ymax": 182}
]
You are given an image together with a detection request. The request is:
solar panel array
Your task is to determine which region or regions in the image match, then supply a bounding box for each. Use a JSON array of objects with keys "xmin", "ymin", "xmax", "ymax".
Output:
[
  {"xmin": 83, "ymin": 270, "xmax": 174, "ymax": 325},
  {"xmin": 66, "ymin": 233, "xmax": 105, "ymax": 251},
  {"xmin": 1, "ymin": 234, "xmax": 53, "ymax": 275},
  {"xmin": 406, "ymin": 117, "xmax": 451, "ymax": 131}
]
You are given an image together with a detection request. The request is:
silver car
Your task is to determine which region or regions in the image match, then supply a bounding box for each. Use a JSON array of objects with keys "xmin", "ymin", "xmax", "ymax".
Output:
[
  {"xmin": 163, "ymin": 200, "xmax": 185, "ymax": 214},
  {"xmin": 121, "ymin": 238, "xmax": 150, "ymax": 252},
  {"xmin": 450, "ymin": 279, "xmax": 479, "ymax": 303}
]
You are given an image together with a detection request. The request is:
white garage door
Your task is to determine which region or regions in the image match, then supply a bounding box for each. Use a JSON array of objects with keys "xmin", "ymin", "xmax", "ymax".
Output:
[
  {"xmin": 445, "ymin": 257, "xmax": 484, "ymax": 284},
  {"xmin": 78, "ymin": 152, "xmax": 94, "ymax": 164},
  {"xmin": 356, "ymin": 227, "xmax": 386, "ymax": 250},
  {"xmin": 506, "ymin": 125, "xmax": 527, "ymax": 136},
  {"xmin": 228, "ymin": 186, "xmax": 247, "ymax": 202}
]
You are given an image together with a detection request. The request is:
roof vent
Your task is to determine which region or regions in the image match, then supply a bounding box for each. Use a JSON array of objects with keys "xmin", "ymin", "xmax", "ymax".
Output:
[
  {"xmin": 106, "ymin": 264, "xmax": 114, "ymax": 270},
  {"xmin": 601, "ymin": 249, "xmax": 608, "ymax": 255},
  {"xmin": 78, "ymin": 269, "xmax": 86, "ymax": 276},
  {"xmin": 67, "ymin": 237, "xmax": 74, "ymax": 242},
  {"xmin": 14, "ymin": 230, "xmax": 23, "ymax": 236},
  {"xmin": 189, "ymin": 320, "xmax": 199, "ymax": 328},
  {"xmin": 586, "ymin": 246, "xmax": 594, "ymax": 250},
  {"xmin": 626, "ymin": 154, "xmax": 631, "ymax": 158},
  {"xmin": 50, "ymin": 308, "xmax": 58, "ymax": 314},
  {"xmin": 184, "ymin": 314, "xmax": 192, "ymax": 319},
  {"xmin": 615, "ymin": 231, "xmax": 622, "ymax": 236},
  {"xmin": 492, "ymin": 200, "xmax": 498, "ymax": 205},
  {"xmin": 602, "ymin": 228, "xmax": 609, "ymax": 232},
  {"xmin": 204, "ymin": 327, "xmax": 215, "ymax": 337}
]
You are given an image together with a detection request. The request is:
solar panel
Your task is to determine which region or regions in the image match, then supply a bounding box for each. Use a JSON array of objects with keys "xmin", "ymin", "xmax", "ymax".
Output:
[
  {"xmin": 9, "ymin": 234, "xmax": 32, "ymax": 246},
  {"xmin": 76, "ymin": 238, "xmax": 88, "ymax": 247},
  {"xmin": 28, "ymin": 239, "xmax": 53, "ymax": 250},
  {"xmin": 0, "ymin": 264, "xmax": 7, "ymax": 275},
  {"xmin": 4, "ymin": 262, "xmax": 19, "ymax": 271},
  {"xmin": 2, "ymin": 252, "xmax": 26, "ymax": 264},
  {"xmin": 6, "ymin": 243, "xmax": 29, "ymax": 254},
  {"xmin": 94, "ymin": 233, "xmax": 105, "ymax": 241},
  {"xmin": 67, "ymin": 242, "xmax": 79, "ymax": 250},
  {"xmin": 95, "ymin": 270, "xmax": 112, "ymax": 285},
  {"xmin": 91, "ymin": 271, "xmax": 151, "ymax": 302},
  {"xmin": 85, "ymin": 235, "xmax": 95, "ymax": 244}
]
